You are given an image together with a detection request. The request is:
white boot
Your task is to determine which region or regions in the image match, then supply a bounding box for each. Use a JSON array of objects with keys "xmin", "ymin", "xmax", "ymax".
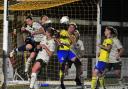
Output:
[
  {"xmin": 34, "ymin": 81, "xmax": 39, "ymax": 89},
  {"xmin": 30, "ymin": 73, "xmax": 37, "ymax": 89}
]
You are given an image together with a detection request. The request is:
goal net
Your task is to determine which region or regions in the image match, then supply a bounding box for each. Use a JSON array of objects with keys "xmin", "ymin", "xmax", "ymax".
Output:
[{"xmin": 0, "ymin": 0, "xmax": 98, "ymax": 89}]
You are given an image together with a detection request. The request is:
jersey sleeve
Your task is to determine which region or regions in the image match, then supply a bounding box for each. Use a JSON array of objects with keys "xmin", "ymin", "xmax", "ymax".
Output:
[
  {"xmin": 106, "ymin": 38, "xmax": 113, "ymax": 45},
  {"xmin": 33, "ymin": 22, "xmax": 42, "ymax": 30},
  {"xmin": 49, "ymin": 41, "xmax": 56, "ymax": 52},
  {"xmin": 79, "ymin": 40, "xmax": 85, "ymax": 50}
]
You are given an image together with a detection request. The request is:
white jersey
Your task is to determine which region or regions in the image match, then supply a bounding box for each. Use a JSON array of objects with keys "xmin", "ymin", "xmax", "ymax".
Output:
[
  {"xmin": 25, "ymin": 22, "xmax": 44, "ymax": 42},
  {"xmin": 71, "ymin": 39, "xmax": 84, "ymax": 56},
  {"xmin": 109, "ymin": 37, "xmax": 123, "ymax": 63},
  {"xmin": 36, "ymin": 36, "xmax": 55, "ymax": 63}
]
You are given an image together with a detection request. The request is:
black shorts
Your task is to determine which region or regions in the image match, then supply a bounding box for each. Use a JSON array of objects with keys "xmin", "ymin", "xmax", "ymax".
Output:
[
  {"xmin": 35, "ymin": 59, "xmax": 47, "ymax": 67},
  {"xmin": 67, "ymin": 60, "xmax": 73, "ymax": 68},
  {"xmin": 106, "ymin": 62, "xmax": 122, "ymax": 71}
]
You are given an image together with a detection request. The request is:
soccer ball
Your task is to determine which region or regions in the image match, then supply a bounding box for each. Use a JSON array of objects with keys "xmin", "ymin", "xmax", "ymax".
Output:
[{"xmin": 60, "ymin": 16, "xmax": 69, "ymax": 24}]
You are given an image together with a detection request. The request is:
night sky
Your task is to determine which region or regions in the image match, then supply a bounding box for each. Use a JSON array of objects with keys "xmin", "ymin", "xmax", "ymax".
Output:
[{"xmin": 103, "ymin": 0, "xmax": 128, "ymax": 21}]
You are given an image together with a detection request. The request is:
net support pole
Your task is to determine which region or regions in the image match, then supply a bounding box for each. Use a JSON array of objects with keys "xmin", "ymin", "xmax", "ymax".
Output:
[
  {"xmin": 2, "ymin": 0, "xmax": 9, "ymax": 89},
  {"xmin": 96, "ymin": 0, "xmax": 102, "ymax": 60}
]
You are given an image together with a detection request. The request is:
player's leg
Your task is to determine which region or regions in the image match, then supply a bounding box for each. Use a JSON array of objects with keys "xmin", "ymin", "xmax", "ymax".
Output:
[
  {"xmin": 60, "ymin": 63, "xmax": 66, "ymax": 89},
  {"xmin": 91, "ymin": 61, "xmax": 107, "ymax": 89},
  {"xmin": 29, "ymin": 59, "xmax": 43, "ymax": 89},
  {"xmin": 91, "ymin": 68, "xmax": 99, "ymax": 89},
  {"xmin": 25, "ymin": 52, "xmax": 36, "ymax": 72},
  {"xmin": 57, "ymin": 50, "xmax": 67, "ymax": 89},
  {"xmin": 113, "ymin": 62, "xmax": 121, "ymax": 78},
  {"xmin": 9, "ymin": 44, "xmax": 26, "ymax": 57},
  {"xmin": 25, "ymin": 42, "xmax": 39, "ymax": 73},
  {"xmin": 68, "ymin": 50, "xmax": 83, "ymax": 85},
  {"xmin": 74, "ymin": 58, "xmax": 83, "ymax": 86},
  {"xmin": 64, "ymin": 60, "xmax": 73, "ymax": 75},
  {"xmin": 98, "ymin": 63, "xmax": 112, "ymax": 89},
  {"xmin": 98, "ymin": 62, "xmax": 107, "ymax": 89}
]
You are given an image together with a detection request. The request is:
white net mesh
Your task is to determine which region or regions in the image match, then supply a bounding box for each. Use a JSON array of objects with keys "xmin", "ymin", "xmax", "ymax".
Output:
[
  {"xmin": 1, "ymin": 0, "xmax": 98, "ymax": 89},
  {"xmin": 0, "ymin": 0, "xmax": 128, "ymax": 89}
]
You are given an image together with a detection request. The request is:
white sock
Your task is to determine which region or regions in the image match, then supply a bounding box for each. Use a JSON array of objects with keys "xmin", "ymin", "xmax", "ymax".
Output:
[
  {"xmin": 34, "ymin": 81, "xmax": 39, "ymax": 89},
  {"xmin": 25, "ymin": 58, "xmax": 31, "ymax": 72},
  {"xmin": 30, "ymin": 73, "xmax": 37, "ymax": 89}
]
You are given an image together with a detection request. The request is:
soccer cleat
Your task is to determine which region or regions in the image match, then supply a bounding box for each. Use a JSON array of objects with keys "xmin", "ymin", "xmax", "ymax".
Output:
[
  {"xmin": 60, "ymin": 83, "xmax": 65, "ymax": 89},
  {"xmin": 75, "ymin": 78, "xmax": 82, "ymax": 86}
]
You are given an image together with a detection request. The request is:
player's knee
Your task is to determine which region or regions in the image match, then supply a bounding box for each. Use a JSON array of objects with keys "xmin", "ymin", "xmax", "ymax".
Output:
[
  {"xmin": 32, "ymin": 62, "xmax": 41, "ymax": 72},
  {"xmin": 26, "ymin": 44, "xmax": 33, "ymax": 51},
  {"xmin": 60, "ymin": 63, "xmax": 66, "ymax": 71},
  {"xmin": 115, "ymin": 70, "xmax": 121, "ymax": 77},
  {"xmin": 30, "ymin": 52, "xmax": 36, "ymax": 59},
  {"xmin": 92, "ymin": 69, "xmax": 99, "ymax": 76}
]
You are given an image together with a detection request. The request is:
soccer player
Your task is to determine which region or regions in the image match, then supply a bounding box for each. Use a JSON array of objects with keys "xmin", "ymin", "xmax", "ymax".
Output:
[
  {"xmin": 106, "ymin": 26, "xmax": 124, "ymax": 79},
  {"xmin": 21, "ymin": 16, "xmax": 46, "ymax": 72},
  {"xmin": 39, "ymin": 15, "xmax": 52, "ymax": 30},
  {"xmin": 56, "ymin": 29, "xmax": 76, "ymax": 89},
  {"xmin": 55, "ymin": 17, "xmax": 81, "ymax": 88},
  {"xmin": 21, "ymin": 16, "xmax": 45, "ymax": 43},
  {"xmin": 91, "ymin": 26, "xmax": 114, "ymax": 89},
  {"xmin": 66, "ymin": 22, "xmax": 84, "ymax": 86},
  {"xmin": 29, "ymin": 27, "xmax": 55, "ymax": 89}
]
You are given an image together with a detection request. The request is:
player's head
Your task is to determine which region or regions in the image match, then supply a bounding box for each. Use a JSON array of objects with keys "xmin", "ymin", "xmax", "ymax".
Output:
[
  {"xmin": 104, "ymin": 26, "xmax": 116, "ymax": 37},
  {"xmin": 40, "ymin": 15, "xmax": 49, "ymax": 24},
  {"xmin": 25, "ymin": 16, "xmax": 33, "ymax": 25},
  {"xmin": 46, "ymin": 27, "xmax": 55, "ymax": 37},
  {"xmin": 68, "ymin": 22, "xmax": 77, "ymax": 34},
  {"xmin": 74, "ymin": 30, "xmax": 80, "ymax": 41},
  {"xmin": 107, "ymin": 26, "xmax": 118, "ymax": 37}
]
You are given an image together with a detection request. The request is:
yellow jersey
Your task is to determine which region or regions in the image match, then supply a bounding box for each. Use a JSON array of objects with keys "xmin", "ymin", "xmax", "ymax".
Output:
[
  {"xmin": 59, "ymin": 30, "xmax": 71, "ymax": 50},
  {"xmin": 98, "ymin": 38, "xmax": 113, "ymax": 62}
]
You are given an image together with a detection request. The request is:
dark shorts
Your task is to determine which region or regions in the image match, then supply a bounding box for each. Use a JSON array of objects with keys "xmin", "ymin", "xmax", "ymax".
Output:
[
  {"xmin": 57, "ymin": 50, "xmax": 76, "ymax": 64},
  {"xmin": 95, "ymin": 61, "xmax": 107, "ymax": 73},
  {"xmin": 106, "ymin": 62, "xmax": 122, "ymax": 71}
]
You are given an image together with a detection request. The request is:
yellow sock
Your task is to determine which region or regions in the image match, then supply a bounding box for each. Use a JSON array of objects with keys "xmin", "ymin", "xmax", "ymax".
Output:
[
  {"xmin": 99, "ymin": 76, "xmax": 105, "ymax": 88},
  {"xmin": 59, "ymin": 70, "xmax": 63, "ymax": 79},
  {"xmin": 91, "ymin": 76, "xmax": 97, "ymax": 89}
]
